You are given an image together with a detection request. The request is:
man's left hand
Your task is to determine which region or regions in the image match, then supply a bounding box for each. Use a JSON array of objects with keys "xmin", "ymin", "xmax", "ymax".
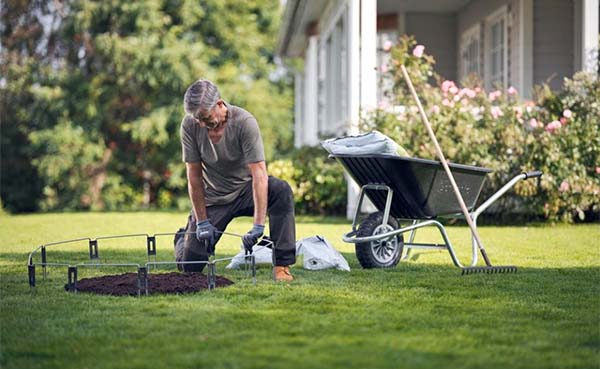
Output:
[{"xmin": 242, "ymin": 224, "xmax": 265, "ymax": 253}]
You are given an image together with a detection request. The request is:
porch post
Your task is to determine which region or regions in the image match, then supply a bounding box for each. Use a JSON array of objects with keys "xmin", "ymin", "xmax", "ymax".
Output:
[
  {"xmin": 518, "ymin": 0, "xmax": 533, "ymax": 98},
  {"xmin": 581, "ymin": 0, "xmax": 599, "ymax": 73},
  {"xmin": 360, "ymin": 0, "xmax": 378, "ymax": 110},
  {"xmin": 346, "ymin": 0, "xmax": 361, "ymax": 219},
  {"xmin": 304, "ymin": 35, "xmax": 319, "ymax": 146},
  {"xmin": 294, "ymin": 71, "xmax": 304, "ymax": 148},
  {"xmin": 346, "ymin": 0, "xmax": 378, "ymax": 219}
]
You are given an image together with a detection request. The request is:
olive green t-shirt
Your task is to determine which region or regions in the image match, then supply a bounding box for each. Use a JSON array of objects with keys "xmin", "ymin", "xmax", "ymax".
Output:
[{"xmin": 180, "ymin": 103, "xmax": 265, "ymax": 206}]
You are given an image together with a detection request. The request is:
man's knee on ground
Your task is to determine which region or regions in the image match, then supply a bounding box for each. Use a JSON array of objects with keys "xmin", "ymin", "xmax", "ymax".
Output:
[
  {"xmin": 269, "ymin": 177, "xmax": 293, "ymax": 200},
  {"xmin": 268, "ymin": 177, "xmax": 294, "ymax": 212},
  {"xmin": 182, "ymin": 237, "xmax": 208, "ymax": 272}
]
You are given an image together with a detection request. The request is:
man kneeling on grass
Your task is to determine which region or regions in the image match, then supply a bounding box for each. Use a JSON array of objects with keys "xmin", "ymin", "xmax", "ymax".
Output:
[{"xmin": 176, "ymin": 79, "xmax": 295, "ymax": 281}]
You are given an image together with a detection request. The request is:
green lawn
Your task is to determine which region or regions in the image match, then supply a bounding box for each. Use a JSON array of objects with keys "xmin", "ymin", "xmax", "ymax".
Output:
[{"xmin": 1, "ymin": 212, "xmax": 598, "ymax": 369}]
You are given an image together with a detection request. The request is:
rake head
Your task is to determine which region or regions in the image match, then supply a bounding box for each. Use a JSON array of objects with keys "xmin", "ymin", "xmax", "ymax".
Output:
[{"xmin": 461, "ymin": 265, "xmax": 517, "ymax": 275}]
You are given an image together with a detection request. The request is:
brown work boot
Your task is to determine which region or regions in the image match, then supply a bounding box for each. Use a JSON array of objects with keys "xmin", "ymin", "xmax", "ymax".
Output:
[{"xmin": 274, "ymin": 266, "xmax": 294, "ymax": 282}]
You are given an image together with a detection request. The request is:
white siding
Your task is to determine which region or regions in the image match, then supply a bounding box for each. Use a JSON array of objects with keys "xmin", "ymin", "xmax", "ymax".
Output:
[{"xmin": 533, "ymin": 0, "xmax": 574, "ymax": 89}]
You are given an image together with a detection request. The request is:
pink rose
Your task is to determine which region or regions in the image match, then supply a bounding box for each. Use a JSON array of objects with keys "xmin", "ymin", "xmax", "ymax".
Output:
[
  {"xmin": 488, "ymin": 90, "xmax": 502, "ymax": 101},
  {"xmin": 441, "ymin": 80, "xmax": 455, "ymax": 92},
  {"xmin": 529, "ymin": 118, "xmax": 539, "ymax": 128},
  {"xmin": 545, "ymin": 120, "xmax": 562, "ymax": 133},
  {"xmin": 491, "ymin": 106, "xmax": 504, "ymax": 119},
  {"xmin": 563, "ymin": 109, "xmax": 573, "ymax": 118},
  {"xmin": 559, "ymin": 181, "xmax": 570, "ymax": 192},
  {"xmin": 430, "ymin": 105, "xmax": 441, "ymax": 114},
  {"xmin": 383, "ymin": 40, "xmax": 393, "ymax": 51},
  {"xmin": 560, "ymin": 117, "xmax": 567, "ymax": 125},
  {"xmin": 449, "ymin": 86, "xmax": 459, "ymax": 95},
  {"xmin": 513, "ymin": 106, "xmax": 522, "ymax": 118},
  {"xmin": 596, "ymin": 167, "xmax": 600, "ymax": 174},
  {"xmin": 442, "ymin": 98, "xmax": 453, "ymax": 107},
  {"xmin": 507, "ymin": 86, "xmax": 518, "ymax": 95},
  {"xmin": 412, "ymin": 44, "xmax": 425, "ymax": 58},
  {"xmin": 461, "ymin": 88, "xmax": 476, "ymax": 98}
]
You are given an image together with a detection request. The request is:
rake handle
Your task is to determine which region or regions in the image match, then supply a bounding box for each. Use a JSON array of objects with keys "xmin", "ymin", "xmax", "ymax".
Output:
[{"xmin": 400, "ymin": 65, "xmax": 490, "ymax": 265}]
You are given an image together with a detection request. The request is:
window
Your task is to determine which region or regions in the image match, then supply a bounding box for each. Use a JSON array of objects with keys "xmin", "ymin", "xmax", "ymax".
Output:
[
  {"xmin": 460, "ymin": 24, "xmax": 481, "ymax": 80},
  {"xmin": 485, "ymin": 6, "xmax": 508, "ymax": 89}
]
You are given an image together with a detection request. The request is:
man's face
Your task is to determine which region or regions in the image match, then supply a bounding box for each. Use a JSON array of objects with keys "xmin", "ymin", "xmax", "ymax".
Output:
[{"xmin": 194, "ymin": 100, "xmax": 226, "ymax": 130}]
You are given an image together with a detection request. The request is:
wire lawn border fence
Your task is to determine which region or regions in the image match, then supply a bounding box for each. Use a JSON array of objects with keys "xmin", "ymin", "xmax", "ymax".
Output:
[{"xmin": 26, "ymin": 231, "xmax": 271, "ymax": 296}]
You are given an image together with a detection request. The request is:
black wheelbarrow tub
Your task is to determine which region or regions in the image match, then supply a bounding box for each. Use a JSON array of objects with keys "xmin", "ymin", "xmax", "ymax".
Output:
[{"xmin": 331, "ymin": 154, "xmax": 492, "ymax": 219}]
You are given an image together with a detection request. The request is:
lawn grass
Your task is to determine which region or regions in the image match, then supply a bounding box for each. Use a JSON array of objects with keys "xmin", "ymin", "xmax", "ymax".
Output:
[{"xmin": 0, "ymin": 211, "xmax": 598, "ymax": 369}]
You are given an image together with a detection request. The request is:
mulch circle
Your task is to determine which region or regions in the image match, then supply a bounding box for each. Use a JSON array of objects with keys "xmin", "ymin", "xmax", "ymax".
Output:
[{"xmin": 65, "ymin": 272, "xmax": 234, "ymax": 296}]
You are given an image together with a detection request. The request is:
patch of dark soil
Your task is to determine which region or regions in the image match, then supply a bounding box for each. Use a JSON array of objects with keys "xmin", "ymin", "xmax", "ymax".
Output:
[{"xmin": 65, "ymin": 272, "xmax": 234, "ymax": 296}]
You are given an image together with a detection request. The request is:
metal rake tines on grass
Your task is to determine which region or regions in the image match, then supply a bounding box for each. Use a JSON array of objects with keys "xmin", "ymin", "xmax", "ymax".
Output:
[{"xmin": 461, "ymin": 265, "xmax": 517, "ymax": 275}]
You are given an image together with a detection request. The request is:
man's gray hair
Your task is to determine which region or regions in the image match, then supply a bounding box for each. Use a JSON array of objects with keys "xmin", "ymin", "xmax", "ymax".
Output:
[{"xmin": 183, "ymin": 79, "xmax": 221, "ymax": 117}]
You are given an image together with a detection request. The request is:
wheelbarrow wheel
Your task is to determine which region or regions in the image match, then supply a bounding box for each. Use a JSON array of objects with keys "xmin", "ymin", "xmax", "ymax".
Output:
[{"xmin": 355, "ymin": 212, "xmax": 404, "ymax": 269}]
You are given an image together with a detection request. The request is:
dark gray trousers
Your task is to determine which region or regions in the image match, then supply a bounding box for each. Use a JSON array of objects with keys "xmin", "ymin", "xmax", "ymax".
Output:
[{"xmin": 181, "ymin": 176, "xmax": 296, "ymax": 272}]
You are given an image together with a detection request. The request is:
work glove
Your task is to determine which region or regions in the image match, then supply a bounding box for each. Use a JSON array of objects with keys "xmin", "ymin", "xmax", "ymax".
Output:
[
  {"xmin": 242, "ymin": 224, "xmax": 265, "ymax": 254},
  {"xmin": 196, "ymin": 219, "xmax": 218, "ymax": 256}
]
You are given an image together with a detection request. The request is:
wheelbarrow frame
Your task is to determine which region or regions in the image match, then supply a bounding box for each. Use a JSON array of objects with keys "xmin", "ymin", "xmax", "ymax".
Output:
[{"xmin": 336, "ymin": 154, "xmax": 542, "ymax": 269}]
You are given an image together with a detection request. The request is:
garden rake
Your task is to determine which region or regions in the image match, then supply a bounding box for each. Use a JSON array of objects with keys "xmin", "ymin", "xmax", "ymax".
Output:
[{"xmin": 400, "ymin": 65, "xmax": 517, "ymax": 275}]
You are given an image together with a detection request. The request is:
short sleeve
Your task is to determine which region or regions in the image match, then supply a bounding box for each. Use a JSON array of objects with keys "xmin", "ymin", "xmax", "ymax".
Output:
[
  {"xmin": 240, "ymin": 116, "xmax": 265, "ymax": 164},
  {"xmin": 180, "ymin": 117, "xmax": 202, "ymax": 163}
]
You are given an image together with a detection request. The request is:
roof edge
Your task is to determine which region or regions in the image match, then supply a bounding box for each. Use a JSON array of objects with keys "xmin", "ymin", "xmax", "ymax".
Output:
[{"xmin": 276, "ymin": 0, "xmax": 303, "ymax": 57}]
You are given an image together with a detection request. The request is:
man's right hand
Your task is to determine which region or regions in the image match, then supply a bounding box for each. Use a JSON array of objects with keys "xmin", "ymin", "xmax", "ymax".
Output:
[{"xmin": 196, "ymin": 219, "xmax": 218, "ymax": 255}]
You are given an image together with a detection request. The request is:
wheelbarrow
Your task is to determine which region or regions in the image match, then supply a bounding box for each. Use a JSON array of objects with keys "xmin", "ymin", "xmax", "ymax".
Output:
[{"xmin": 334, "ymin": 153, "xmax": 542, "ymax": 274}]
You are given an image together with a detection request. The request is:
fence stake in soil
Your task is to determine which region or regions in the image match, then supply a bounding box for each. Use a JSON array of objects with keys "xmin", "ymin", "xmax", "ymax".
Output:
[
  {"xmin": 146, "ymin": 236, "xmax": 156, "ymax": 256},
  {"xmin": 89, "ymin": 240, "xmax": 99, "ymax": 260},
  {"xmin": 28, "ymin": 264, "xmax": 36, "ymax": 288},
  {"xmin": 137, "ymin": 267, "xmax": 148, "ymax": 296},
  {"xmin": 67, "ymin": 266, "xmax": 78, "ymax": 292},
  {"xmin": 41, "ymin": 246, "xmax": 47, "ymax": 278},
  {"xmin": 207, "ymin": 263, "xmax": 216, "ymax": 290}
]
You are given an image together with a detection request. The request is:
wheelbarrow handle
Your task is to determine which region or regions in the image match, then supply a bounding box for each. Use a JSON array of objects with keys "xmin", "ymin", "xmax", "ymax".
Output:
[{"xmin": 523, "ymin": 170, "xmax": 543, "ymax": 179}]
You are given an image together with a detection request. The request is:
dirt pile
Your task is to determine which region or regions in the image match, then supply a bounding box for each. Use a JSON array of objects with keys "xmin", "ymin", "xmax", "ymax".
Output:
[{"xmin": 65, "ymin": 272, "xmax": 234, "ymax": 296}]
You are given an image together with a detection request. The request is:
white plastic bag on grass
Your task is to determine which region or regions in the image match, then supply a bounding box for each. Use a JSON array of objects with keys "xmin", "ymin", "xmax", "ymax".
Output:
[
  {"xmin": 226, "ymin": 235, "xmax": 350, "ymax": 271},
  {"xmin": 297, "ymin": 236, "xmax": 350, "ymax": 271},
  {"xmin": 225, "ymin": 245, "xmax": 273, "ymax": 269}
]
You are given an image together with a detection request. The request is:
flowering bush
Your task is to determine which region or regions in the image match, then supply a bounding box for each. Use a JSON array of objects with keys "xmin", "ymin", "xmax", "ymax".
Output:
[
  {"xmin": 363, "ymin": 35, "xmax": 600, "ymax": 222},
  {"xmin": 268, "ymin": 147, "xmax": 347, "ymax": 215}
]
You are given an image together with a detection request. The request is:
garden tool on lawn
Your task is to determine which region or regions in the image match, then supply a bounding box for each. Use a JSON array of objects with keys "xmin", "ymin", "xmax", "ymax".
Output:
[{"xmin": 400, "ymin": 65, "xmax": 518, "ymax": 275}]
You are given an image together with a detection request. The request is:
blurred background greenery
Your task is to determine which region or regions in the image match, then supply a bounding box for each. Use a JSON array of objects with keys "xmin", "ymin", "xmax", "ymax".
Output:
[
  {"xmin": 1, "ymin": 1, "xmax": 598, "ymax": 223},
  {"xmin": 1, "ymin": 0, "xmax": 294, "ymax": 213}
]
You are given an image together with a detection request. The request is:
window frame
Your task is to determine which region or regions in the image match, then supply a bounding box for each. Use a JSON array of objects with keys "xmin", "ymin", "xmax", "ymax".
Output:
[
  {"xmin": 484, "ymin": 5, "xmax": 509, "ymax": 89},
  {"xmin": 459, "ymin": 23, "xmax": 482, "ymax": 81}
]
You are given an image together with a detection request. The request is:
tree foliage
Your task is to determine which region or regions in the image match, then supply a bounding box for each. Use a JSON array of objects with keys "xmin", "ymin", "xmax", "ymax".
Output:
[{"xmin": 1, "ymin": 0, "xmax": 293, "ymax": 212}]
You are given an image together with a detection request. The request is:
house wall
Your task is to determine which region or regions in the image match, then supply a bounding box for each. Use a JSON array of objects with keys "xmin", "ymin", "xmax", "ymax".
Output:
[
  {"xmin": 405, "ymin": 13, "xmax": 457, "ymax": 81},
  {"xmin": 533, "ymin": 0, "xmax": 574, "ymax": 90}
]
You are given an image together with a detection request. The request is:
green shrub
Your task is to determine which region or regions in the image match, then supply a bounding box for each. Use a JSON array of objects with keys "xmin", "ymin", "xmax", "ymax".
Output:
[
  {"xmin": 268, "ymin": 147, "xmax": 347, "ymax": 215},
  {"xmin": 362, "ymin": 35, "xmax": 600, "ymax": 222}
]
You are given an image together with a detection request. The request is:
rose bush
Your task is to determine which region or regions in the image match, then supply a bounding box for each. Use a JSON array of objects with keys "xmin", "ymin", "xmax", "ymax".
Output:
[{"xmin": 363, "ymin": 35, "xmax": 599, "ymax": 222}]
